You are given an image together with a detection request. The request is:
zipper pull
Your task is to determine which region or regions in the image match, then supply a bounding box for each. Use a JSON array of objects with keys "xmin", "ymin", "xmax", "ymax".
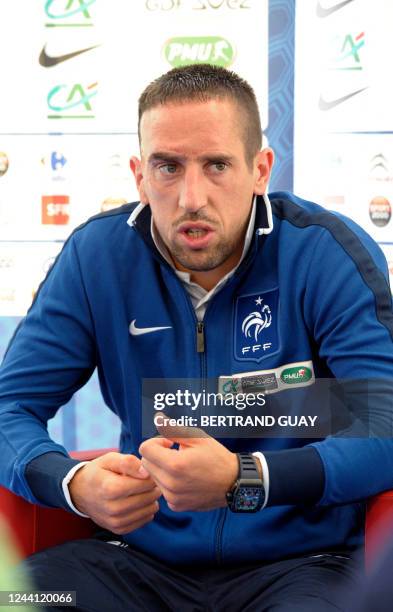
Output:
[{"xmin": 196, "ymin": 322, "xmax": 205, "ymax": 353}]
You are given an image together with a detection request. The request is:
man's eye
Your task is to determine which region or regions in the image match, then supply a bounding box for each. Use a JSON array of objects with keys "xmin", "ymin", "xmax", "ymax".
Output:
[
  {"xmin": 212, "ymin": 162, "xmax": 227, "ymax": 172},
  {"xmin": 159, "ymin": 164, "xmax": 178, "ymax": 174}
]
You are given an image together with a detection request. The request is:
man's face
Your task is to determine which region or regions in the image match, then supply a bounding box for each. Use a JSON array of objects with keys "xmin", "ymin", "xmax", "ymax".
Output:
[{"xmin": 131, "ymin": 98, "xmax": 273, "ymax": 287}]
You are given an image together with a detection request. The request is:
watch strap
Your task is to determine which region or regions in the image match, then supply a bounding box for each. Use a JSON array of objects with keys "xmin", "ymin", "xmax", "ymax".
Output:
[{"xmin": 237, "ymin": 452, "xmax": 260, "ymax": 480}]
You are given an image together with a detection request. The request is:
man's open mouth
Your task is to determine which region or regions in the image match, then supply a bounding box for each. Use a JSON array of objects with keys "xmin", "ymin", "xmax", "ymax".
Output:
[{"xmin": 177, "ymin": 223, "xmax": 215, "ymax": 248}]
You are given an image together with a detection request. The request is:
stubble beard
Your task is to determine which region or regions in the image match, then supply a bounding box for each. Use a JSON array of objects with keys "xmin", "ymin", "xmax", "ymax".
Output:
[{"xmin": 169, "ymin": 236, "xmax": 240, "ymax": 272}]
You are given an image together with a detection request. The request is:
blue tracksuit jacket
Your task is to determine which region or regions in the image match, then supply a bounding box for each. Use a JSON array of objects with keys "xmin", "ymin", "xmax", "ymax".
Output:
[{"xmin": 0, "ymin": 191, "xmax": 392, "ymax": 565}]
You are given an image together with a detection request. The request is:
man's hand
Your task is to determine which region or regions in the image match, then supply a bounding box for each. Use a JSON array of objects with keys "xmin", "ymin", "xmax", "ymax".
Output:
[
  {"xmin": 68, "ymin": 452, "xmax": 161, "ymax": 534},
  {"xmin": 139, "ymin": 419, "xmax": 238, "ymax": 512}
]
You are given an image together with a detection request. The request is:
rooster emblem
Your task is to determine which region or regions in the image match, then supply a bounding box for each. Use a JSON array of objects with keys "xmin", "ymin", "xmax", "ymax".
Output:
[{"xmin": 242, "ymin": 305, "xmax": 272, "ymax": 342}]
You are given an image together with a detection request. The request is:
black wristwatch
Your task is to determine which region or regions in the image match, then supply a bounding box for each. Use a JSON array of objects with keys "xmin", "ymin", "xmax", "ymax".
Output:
[{"xmin": 226, "ymin": 452, "xmax": 265, "ymax": 513}]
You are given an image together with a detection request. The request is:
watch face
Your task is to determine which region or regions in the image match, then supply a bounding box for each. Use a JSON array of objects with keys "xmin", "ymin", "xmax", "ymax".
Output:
[{"xmin": 234, "ymin": 486, "xmax": 264, "ymax": 512}]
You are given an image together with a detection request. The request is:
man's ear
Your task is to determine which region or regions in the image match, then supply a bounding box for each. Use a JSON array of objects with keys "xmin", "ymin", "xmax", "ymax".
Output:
[
  {"xmin": 253, "ymin": 148, "xmax": 274, "ymax": 195},
  {"xmin": 130, "ymin": 156, "xmax": 148, "ymax": 204}
]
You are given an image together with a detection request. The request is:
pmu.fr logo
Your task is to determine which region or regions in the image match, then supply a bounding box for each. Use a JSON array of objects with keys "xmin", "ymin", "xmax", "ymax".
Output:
[
  {"xmin": 164, "ymin": 37, "xmax": 235, "ymax": 68},
  {"xmin": 44, "ymin": 0, "xmax": 96, "ymax": 27},
  {"xmin": 42, "ymin": 195, "xmax": 70, "ymax": 225},
  {"xmin": 47, "ymin": 83, "xmax": 97, "ymax": 119},
  {"xmin": 330, "ymin": 31, "xmax": 365, "ymax": 71},
  {"xmin": 234, "ymin": 289, "xmax": 279, "ymax": 362}
]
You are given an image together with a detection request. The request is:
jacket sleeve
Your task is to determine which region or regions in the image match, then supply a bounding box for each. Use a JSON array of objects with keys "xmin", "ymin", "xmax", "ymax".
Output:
[
  {"xmin": 0, "ymin": 234, "xmax": 96, "ymax": 505},
  {"xmin": 266, "ymin": 219, "xmax": 393, "ymax": 507}
]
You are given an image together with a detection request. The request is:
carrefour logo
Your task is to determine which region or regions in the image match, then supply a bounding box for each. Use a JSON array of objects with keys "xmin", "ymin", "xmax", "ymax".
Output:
[
  {"xmin": 280, "ymin": 366, "xmax": 312, "ymax": 385},
  {"xmin": 164, "ymin": 36, "xmax": 235, "ymax": 67}
]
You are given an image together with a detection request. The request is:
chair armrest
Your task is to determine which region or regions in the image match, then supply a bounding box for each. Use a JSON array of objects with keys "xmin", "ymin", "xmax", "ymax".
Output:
[
  {"xmin": 70, "ymin": 448, "xmax": 117, "ymax": 461},
  {"xmin": 365, "ymin": 490, "xmax": 393, "ymax": 570},
  {"xmin": 0, "ymin": 448, "xmax": 117, "ymax": 558}
]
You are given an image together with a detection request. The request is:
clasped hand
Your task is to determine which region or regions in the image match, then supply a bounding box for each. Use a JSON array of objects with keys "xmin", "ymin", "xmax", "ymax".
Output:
[
  {"xmin": 69, "ymin": 417, "xmax": 238, "ymax": 534},
  {"xmin": 139, "ymin": 416, "xmax": 238, "ymax": 512}
]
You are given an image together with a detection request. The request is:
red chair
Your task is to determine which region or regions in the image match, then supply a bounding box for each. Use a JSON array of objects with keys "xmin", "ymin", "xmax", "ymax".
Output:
[
  {"xmin": 365, "ymin": 491, "xmax": 393, "ymax": 570},
  {"xmin": 1, "ymin": 448, "xmax": 392, "ymax": 569},
  {"xmin": 0, "ymin": 449, "xmax": 114, "ymax": 558}
]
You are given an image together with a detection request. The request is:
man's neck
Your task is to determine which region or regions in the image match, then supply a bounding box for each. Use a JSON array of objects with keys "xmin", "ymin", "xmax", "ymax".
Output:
[{"xmin": 172, "ymin": 249, "xmax": 243, "ymax": 291}]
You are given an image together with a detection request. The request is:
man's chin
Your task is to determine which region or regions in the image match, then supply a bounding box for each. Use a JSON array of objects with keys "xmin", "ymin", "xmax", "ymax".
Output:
[
  {"xmin": 169, "ymin": 239, "xmax": 237, "ymax": 274},
  {"xmin": 173, "ymin": 253, "xmax": 225, "ymax": 273}
]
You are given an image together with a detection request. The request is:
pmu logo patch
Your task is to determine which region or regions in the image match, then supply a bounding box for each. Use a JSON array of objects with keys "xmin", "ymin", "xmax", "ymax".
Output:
[{"xmin": 235, "ymin": 289, "xmax": 279, "ymax": 362}]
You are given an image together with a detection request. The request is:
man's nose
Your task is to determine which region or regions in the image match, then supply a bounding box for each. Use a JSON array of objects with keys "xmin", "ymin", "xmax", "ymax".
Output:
[{"xmin": 178, "ymin": 167, "xmax": 207, "ymax": 212}]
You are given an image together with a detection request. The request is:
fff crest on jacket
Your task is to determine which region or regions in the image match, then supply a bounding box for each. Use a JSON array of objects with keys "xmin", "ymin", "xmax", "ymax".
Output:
[{"xmin": 235, "ymin": 289, "xmax": 279, "ymax": 362}]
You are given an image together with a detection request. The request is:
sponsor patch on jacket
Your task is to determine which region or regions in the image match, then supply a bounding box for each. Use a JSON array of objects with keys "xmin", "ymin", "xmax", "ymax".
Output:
[
  {"xmin": 219, "ymin": 361, "xmax": 315, "ymax": 396},
  {"xmin": 234, "ymin": 289, "xmax": 279, "ymax": 362}
]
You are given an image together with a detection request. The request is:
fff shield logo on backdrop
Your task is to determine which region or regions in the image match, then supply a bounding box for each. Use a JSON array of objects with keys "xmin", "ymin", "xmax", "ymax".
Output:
[{"xmin": 235, "ymin": 289, "xmax": 279, "ymax": 362}]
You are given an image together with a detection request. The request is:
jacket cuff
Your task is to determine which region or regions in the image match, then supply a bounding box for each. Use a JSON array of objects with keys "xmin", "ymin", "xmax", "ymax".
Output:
[
  {"xmin": 263, "ymin": 446, "xmax": 325, "ymax": 506},
  {"xmin": 25, "ymin": 451, "xmax": 82, "ymax": 511},
  {"xmin": 62, "ymin": 462, "xmax": 90, "ymax": 517}
]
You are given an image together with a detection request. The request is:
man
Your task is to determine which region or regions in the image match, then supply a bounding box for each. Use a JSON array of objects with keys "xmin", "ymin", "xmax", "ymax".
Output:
[{"xmin": 0, "ymin": 64, "xmax": 392, "ymax": 611}]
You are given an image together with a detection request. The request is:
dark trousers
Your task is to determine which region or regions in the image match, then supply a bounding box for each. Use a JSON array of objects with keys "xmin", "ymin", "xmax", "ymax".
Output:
[{"xmin": 22, "ymin": 538, "xmax": 360, "ymax": 612}]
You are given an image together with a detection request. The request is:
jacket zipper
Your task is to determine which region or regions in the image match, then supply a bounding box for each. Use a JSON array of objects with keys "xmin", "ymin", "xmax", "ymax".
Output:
[
  {"xmin": 196, "ymin": 321, "xmax": 205, "ymax": 353},
  {"xmin": 196, "ymin": 320, "xmax": 226, "ymax": 564},
  {"xmin": 196, "ymin": 319, "xmax": 229, "ymax": 563}
]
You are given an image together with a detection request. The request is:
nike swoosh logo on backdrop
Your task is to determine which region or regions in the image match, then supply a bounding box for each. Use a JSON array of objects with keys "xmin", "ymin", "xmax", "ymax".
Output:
[
  {"xmin": 316, "ymin": 0, "xmax": 355, "ymax": 18},
  {"xmin": 129, "ymin": 320, "xmax": 172, "ymax": 336},
  {"xmin": 39, "ymin": 44, "xmax": 99, "ymax": 67},
  {"xmin": 318, "ymin": 87, "xmax": 368, "ymax": 110}
]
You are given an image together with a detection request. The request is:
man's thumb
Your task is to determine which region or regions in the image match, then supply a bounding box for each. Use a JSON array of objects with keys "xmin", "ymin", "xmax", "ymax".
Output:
[
  {"xmin": 99, "ymin": 451, "xmax": 150, "ymax": 478},
  {"xmin": 154, "ymin": 412, "xmax": 208, "ymax": 445}
]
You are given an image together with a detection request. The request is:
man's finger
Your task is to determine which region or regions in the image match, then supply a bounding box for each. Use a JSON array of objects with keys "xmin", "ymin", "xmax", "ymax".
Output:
[
  {"xmin": 106, "ymin": 487, "xmax": 161, "ymax": 516},
  {"xmin": 139, "ymin": 437, "xmax": 174, "ymax": 466},
  {"xmin": 97, "ymin": 451, "xmax": 150, "ymax": 479},
  {"xmin": 154, "ymin": 412, "xmax": 209, "ymax": 445},
  {"xmin": 140, "ymin": 459, "xmax": 170, "ymax": 491}
]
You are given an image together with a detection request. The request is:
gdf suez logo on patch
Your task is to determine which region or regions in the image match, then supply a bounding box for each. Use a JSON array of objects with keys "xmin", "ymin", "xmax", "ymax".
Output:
[{"xmin": 234, "ymin": 289, "xmax": 279, "ymax": 362}]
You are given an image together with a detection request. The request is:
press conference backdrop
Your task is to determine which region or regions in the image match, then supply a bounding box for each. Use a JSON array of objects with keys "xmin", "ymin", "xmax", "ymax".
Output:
[
  {"xmin": 294, "ymin": 0, "xmax": 393, "ymax": 272},
  {"xmin": 0, "ymin": 0, "xmax": 389, "ymax": 449}
]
